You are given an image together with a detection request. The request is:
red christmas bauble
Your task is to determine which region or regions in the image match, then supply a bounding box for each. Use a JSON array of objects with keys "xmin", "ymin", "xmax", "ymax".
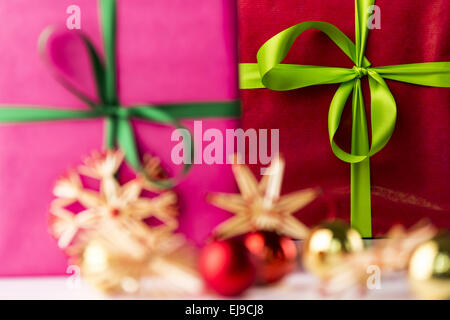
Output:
[
  {"xmin": 244, "ymin": 231, "xmax": 298, "ymax": 284},
  {"xmin": 199, "ymin": 238, "xmax": 255, "ymax": 296}
]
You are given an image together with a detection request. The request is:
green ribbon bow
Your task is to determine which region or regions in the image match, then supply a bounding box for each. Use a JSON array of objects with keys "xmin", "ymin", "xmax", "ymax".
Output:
[
  {"xmin": 239, "ymin": 0, "xmax": 450, "ymax": 237},
  {"xmin": 0, "ymin": 0, "xmax": 240, "ymax": 188}
]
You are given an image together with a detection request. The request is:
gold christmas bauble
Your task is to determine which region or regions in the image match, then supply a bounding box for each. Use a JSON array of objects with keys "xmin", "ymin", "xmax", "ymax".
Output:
[
  {"xmin": 80, "ymin": 241, "xmax": 143, "ymax": 294},
  {"xmin": 302, "ymin": 220, "xmax": 364, "ymax": 279},
  {"xmin": 408, "ymin": 233, "xmax": 450, "ymax": 300}
]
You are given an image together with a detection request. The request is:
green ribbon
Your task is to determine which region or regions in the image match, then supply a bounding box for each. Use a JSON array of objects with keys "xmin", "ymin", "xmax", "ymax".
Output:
[
  {"xmin": 0, "ymin": 0, "xmax": 240, "ymax": 188},
  {"xmin": 239, "ymin": 0, "xmax": 450, "ymax": 237}
]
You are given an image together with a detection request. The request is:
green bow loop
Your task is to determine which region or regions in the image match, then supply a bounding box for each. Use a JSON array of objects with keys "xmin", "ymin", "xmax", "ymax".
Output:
[
  {"xmin": 239, "ymin": 0, "xmax": 450, "ymax": 237},
  {"xmin": 239, "ymin": 21, "xmax": 371, "ymax": 91},
  {"xmin": 328, "ymin": 69, "xmax": 397, "ymax": 164}
]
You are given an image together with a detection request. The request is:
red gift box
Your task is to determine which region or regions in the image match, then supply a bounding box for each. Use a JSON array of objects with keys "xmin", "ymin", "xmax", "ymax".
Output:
[{"xmin": 238, "ymin": 0, "xmax": 450, "ymax": 234}]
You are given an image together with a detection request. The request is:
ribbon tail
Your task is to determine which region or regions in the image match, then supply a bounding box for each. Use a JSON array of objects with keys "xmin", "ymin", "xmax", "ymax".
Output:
[
  {"xmin": 116, "ymin": 117, "xmax": 172, "ymax": 188},
  {"xmin": 351, "ymin": 156, "xmax": 372, "ymax": 237},
  {"xmin": 350, "ymin": 79, "xmax": 372, "ymax": 237},
  {"xmin": 372, "ymin": 62, "xmax": 450, "ymax": 87},
  {"xmin": 105, "ymin": 117, "xmax": 117, "ymax": 149},
  {"xmin": 116, "ymin": 117, "xmax": 141, "ymax": 172},
  {"xmin": 354, "ymin": 0, "xmax": 375, "ymax": 67},
  {"xmin": 99, "ymin": 0, "xmax": 117, "ymax": 106},
  {"xmin": 0, "ymin": 107, "xmax": 101, "ymax": 122},
  {"xmin": 99, "ymin": 0, "xmax": 119, "ymax": 151}
]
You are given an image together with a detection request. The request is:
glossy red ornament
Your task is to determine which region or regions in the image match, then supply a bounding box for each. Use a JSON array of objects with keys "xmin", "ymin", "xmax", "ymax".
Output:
[
  {"xmin": 244, "ymin": 231, "xmax": 298, "ymax": 284},
  {"xmin": 199, "ymin": 238, "xmax": 256, "ymax": 296}
]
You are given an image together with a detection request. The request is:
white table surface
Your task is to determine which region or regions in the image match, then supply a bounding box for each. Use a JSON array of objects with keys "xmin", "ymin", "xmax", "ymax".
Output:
[
  {"xmin": 0, "ymin": 239, "xmax": 417, "ymax": 300},
  {"xmin": 0, "ymin": 271, "xmax": 414, "ymax": 300}
]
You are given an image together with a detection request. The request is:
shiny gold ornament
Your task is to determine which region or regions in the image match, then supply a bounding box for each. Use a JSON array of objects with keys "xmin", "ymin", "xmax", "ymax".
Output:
[
  {"xmin": 323, "ymin": 221, "xmax": 437, "ymax": 295},
  {"xmin": 79, "ymin": 241, "xmax": 143, "ymax": 294},
  {"xmin": 78, "ymin": 231, "xmax": 200, "ymax": 296},
  {"xmin": 50, "ymin": 150, "xmax": 202, "ymax": 296},
  {"xmin": 208, "ymin": 155, "xmax": 320, "ymax": 239},
  {"xmin": 302, "ymin": 220, "xmax": 364, "ymax": 279},
  {"xmin": 408, "ymin": 232, "xmax": 450, "ymax": 300}
]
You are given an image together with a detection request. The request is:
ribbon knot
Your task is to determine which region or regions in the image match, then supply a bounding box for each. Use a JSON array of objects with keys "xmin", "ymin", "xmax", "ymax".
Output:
[
  {"xmin": 353, "ymin": 66, "xmax": 368, "ymax": 79},
  {"xmin": 100, "ymin": 106, "xmax": 130, "ymax": 119}
]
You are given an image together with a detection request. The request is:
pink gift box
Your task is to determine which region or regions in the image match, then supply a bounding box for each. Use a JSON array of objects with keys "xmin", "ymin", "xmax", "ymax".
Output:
[{"xmin": 0, "ymin": 0, "xmax": 240, "ymax": 276}]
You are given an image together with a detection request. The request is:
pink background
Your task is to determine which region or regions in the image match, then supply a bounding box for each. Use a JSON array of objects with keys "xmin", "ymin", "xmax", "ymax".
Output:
[{"xmin": 0, "ymin": 0, "xmax": 240, "ymax": 276}]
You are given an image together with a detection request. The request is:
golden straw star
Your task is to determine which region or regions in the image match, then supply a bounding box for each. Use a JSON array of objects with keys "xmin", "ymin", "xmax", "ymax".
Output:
[
  {"xmin": 49, "ymin": 149, "xmax": 202, "ymax": 295},
  {"xmin": 207, "ymin": 155, "xmax": 320, "ymax": 239},
  {"xmin": 50, "ymin": 149, "xmax": 178, "ymax": 253}
]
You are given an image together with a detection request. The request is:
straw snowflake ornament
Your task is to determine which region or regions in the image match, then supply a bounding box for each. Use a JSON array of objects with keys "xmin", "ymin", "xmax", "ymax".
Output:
[
  {"xmin": 207, "ymin": 155, "xmax": 320, "ymax": 239},
  {"xmin": 50, "ymin": 150, "xmax": 177, "ymax": 250},
  {"xmin": 49, "ymin": 149, "xmax": 201, "ymax": 295}
]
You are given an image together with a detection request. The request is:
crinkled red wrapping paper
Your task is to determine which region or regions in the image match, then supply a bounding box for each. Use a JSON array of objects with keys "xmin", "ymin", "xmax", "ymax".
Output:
[{"xmin": 238, "ymin": 0, "xmax": 450, "ymax": 234}]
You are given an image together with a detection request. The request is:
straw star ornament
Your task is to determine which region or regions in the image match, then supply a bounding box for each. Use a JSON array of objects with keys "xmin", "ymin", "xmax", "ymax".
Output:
[
  {"xmin": 49, "ymin": 150, "xmax": 202, "ymax": 295},
  {"xmin": 50, "ymin": 149, "xmax": 178, "ymax": 252},
  {"xmin": 208, "ymin": 155, "xmax": 320, "ymax": 239}
]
